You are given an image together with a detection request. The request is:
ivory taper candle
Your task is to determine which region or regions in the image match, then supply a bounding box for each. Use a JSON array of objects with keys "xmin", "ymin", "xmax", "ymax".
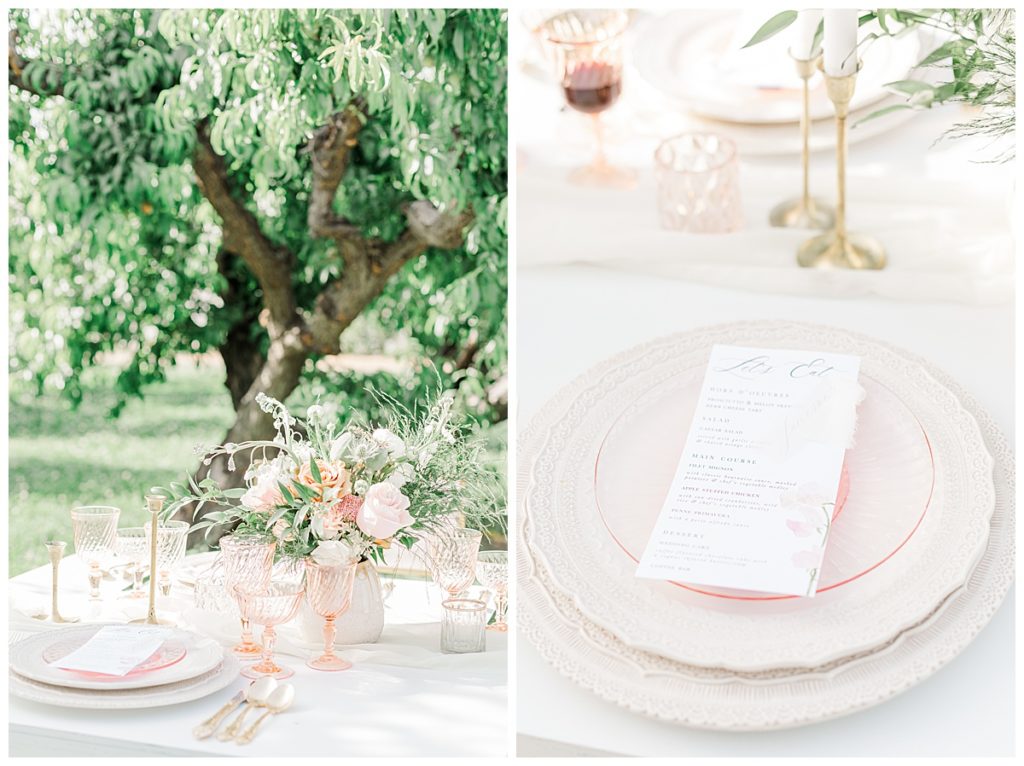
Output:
[
  {"xmin": 791, "ymin": 9, "xmax": 823, "ymax": 60},
  {"xmin": 823, "ymin": 9, "xmax": 859, "ymax": 76}
]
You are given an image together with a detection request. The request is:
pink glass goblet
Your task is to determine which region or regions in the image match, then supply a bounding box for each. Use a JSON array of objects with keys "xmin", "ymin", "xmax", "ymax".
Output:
[
  {"xmin": 234, "ymin": 580, "xmax": 306, "ymax": 680},
  {"xmin": 220, "ymin": 534, "xmax": 276, "ymax": 659},
  {"xmin": 305, "ymin": 558, "xmax": 359, "ymax": 671}
]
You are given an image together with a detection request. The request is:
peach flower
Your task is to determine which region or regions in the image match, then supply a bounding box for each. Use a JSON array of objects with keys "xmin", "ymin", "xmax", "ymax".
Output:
[
  {"xmin": 294, "ymin": 458, "xmax": 351, "ymax": 501},
  {"xmin": 356, "ymin": 483, "xmax": 413, "ymax": 540},
  {"xmin": 241, "ymin": 480, "xmax": 283, "ymax": 514}
]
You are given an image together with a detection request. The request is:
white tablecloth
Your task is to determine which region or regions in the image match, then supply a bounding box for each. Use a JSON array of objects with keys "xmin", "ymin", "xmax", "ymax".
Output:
[
  {"xmin": 9, "ymin": 555, "xmax": 507, "ymax": 757},
  {"xmin": 513, "ymin": 10, "xmax": 1014, "ymax": 756}
]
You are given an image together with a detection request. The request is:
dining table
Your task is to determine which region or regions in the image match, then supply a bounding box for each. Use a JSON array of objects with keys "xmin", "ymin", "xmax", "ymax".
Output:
[{"xmin": 9, "ymin": 553, "xmax": 508, "ymax": 757}]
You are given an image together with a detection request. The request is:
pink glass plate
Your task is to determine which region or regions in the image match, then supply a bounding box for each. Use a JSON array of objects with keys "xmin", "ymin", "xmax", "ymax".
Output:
[
  {"xmin": 43, "ymin": 635, "xmax": 187, "ymax": 680},
  {"xmin": 595, "ymin": 367, "xmax": 934, "ymax": 602}
]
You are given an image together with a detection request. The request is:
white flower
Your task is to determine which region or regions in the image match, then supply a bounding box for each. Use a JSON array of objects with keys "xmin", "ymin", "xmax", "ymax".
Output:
[
  {"xmin": 372, "ymin": 428, "xmax": 406, "ymax": 458},
  {"xmin": 310, "ymin": 540, "xmax": 357, "ymax": 567},
  {"xmin": 387, "ymin": 462, "xmax": 416, "ymax": 488},
  {"xmin": 306, "ymin": 404, "xmax": 325, "ymax": 422}
]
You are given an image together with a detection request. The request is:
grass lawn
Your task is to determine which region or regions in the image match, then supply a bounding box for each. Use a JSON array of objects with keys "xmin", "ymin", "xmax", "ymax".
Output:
[{"xmin": 9, "ymin": 363, "xmax": 234, "ymax": 575}]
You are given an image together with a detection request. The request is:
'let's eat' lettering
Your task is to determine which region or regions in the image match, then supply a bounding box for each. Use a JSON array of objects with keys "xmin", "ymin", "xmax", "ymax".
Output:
[{"xmin": 715, "ymin": 355, "xmax": 836, "ymax": 380}]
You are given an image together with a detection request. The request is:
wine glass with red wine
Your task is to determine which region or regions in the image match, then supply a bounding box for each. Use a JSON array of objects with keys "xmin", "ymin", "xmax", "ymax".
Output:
[{"xmin": 541, "ymin": 10, "xmax": 636, "ymax": 188}]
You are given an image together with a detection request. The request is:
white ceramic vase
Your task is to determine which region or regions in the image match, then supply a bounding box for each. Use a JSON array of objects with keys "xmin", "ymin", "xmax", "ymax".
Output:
[{"xmin": 298, "ymin": 558, "xmax": 385, "ymax": 645}]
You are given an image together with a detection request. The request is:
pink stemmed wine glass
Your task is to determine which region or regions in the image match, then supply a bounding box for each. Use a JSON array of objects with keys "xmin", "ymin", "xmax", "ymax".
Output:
[
  {"xmin": 305, "ymin": 558, "xmax": 359, "ymax": 671},
  {"xmin": 540, "ymin": 9, "xmax": 636, "ymax": 189},
  {"xmin": 234, "ymin": 576, "xmax": 306, "ymax": 680},
  {"xmin": 219, "ymin": 534, "xmax": 276, "ymax": 658}
]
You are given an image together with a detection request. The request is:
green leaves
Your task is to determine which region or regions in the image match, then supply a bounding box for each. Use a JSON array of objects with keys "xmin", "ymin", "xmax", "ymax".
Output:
[{"xmin": 742, "ymin": 11, "xmax": 798, "ymax": 49}]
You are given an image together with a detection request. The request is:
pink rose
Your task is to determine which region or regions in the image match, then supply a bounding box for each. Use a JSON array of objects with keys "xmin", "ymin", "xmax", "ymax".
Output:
[
  {"xmin": 356, "ymin": 483, "xmax": 413, "ymax": 540},
  {"xmin": 241, "ymin": 480, "xmax": 283, "ymax": 514}
]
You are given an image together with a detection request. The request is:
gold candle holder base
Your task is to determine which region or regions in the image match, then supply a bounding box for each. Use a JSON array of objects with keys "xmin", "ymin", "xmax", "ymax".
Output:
[
  {"xmin": 798, "ymin": 62, "xmax": 886, "ymax": 270},
  {"xmin": 129, "ymin": 494, "xmax": 173, "ymax": 626},
  {"xmin": 770, "ymin": 52, "xmax": 835, "ymax": 231},
  {"xmin": 797, "ymin": 230, "xmax": 887, "ymax": 270},
  {"xmin": 35, "ymin": 541, "xmax": 79, "ymax": 623},
  {"xmin": 769, "ymin": 197, "xmax": 835, "ymax": 229}
]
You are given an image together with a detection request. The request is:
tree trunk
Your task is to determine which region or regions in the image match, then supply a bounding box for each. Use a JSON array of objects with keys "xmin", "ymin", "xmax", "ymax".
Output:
[{"xmin": 216, "ymin": 249, "xmax": 265, "ymax": 410}]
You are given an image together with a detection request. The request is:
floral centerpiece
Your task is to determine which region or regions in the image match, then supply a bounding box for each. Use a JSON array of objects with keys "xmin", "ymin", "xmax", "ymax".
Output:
[{"xmin": 160, "ymin": 390, "xmax": 504, "ymax": 566}]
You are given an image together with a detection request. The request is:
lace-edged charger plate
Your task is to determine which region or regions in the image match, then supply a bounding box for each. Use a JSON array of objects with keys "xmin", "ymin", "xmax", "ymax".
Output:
[
  {"xmin": 523, "ymin": 322, "xmax": 995, "ymax": 672},
  {"xmin": 518, "ymin": 331, "xmax": 1013, "ymax": 729},
  {"xmin": 8, "ymin": 654, "xmax": 241, "ymax": 710},
  {"xmin": 9, "ymin": 624, "xmax": 225, "ymax": 691}
]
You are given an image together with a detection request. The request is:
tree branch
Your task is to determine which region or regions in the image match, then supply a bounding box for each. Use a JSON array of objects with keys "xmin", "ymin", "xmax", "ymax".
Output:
[
  {"xmin": 307, "ymin": 99, "xmax": 367, "ymax": 242},
  {"xmin": 304, "ymin": 202, "xmax": 474, "ymax": 354},
  {"xmin": 8, "ymin": 30, "xmax": 63, "ymax": 96},
  {"xmin": 192, "ymin": 123, "xmax": 298, "ymax": 337},
  {"xmin": 302, "ymin": 98, "xmax": 475, "ymax": 355}
]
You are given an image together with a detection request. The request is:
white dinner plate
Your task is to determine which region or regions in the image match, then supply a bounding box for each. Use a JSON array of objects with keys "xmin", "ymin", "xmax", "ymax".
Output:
[
  {"xmin": 519, "ymin": 344, "xmax": 1013, "ymax": 728},
  {"xmin": 9, "ymin": 624, "xmax": 225, "ymax": 691},
  {"xmin": 8, "ymin": 654, "xmax": 241, "ymax": 710},
  {"xmin": 632, "ymin": 10, "xmax": 922, "ymax": 124},
  {"xmin": 523, "ymin": 322, "xmax": 994, "ymax": 671}
]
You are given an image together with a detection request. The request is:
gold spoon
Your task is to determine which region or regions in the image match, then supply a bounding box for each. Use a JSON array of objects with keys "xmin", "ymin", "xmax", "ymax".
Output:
[{"xmin": 236, "ymin": 684, "xmax": 295, "ymax": 745}]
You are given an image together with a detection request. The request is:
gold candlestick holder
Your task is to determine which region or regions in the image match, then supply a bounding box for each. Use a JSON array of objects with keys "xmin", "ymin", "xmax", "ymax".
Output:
[
  {"xmin": 36, "ymin": 541, "xmax": 79, "ymax": 623},
  {"xmin": 769, "ymin": 52, "xmax": 835, "ymax": 229},
  {"xmin": 130, "ymin": 494, "xmax": 170, "ymax": 625},
  {"xmin": 797, "ymin": 63, "xmax": 887, "ymax": 269}
]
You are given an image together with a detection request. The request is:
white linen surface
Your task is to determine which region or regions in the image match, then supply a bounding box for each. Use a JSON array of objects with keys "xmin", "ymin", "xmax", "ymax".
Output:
[{"xmin": 517, "ymin": 161, "xmax": 1014, "ymax": 304}]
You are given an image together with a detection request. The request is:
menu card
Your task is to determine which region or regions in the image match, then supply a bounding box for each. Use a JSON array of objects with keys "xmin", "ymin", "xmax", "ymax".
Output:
[
  {"xmin": 636, "ymin": 344, "xmax": 863, "ymax": 597},
  {"xmin": 50, "ymin": 625, "xmax": 173, "ymax": 676}
]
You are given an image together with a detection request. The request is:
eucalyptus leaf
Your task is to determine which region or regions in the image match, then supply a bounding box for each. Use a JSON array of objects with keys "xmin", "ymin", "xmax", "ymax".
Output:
[{"xmin": 741, "ymin": 11, "xmax": 798, "ymax": 49}]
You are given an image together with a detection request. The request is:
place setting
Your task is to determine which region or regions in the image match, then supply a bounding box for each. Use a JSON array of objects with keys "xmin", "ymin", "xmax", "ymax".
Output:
[{"xmin": 518, "ymin": 320, "xmax": 1013, "ymax": 729}]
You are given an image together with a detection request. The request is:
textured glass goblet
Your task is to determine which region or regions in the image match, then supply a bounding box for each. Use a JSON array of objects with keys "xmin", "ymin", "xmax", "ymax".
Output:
[
  {"xmin": 146, "ymin": 520, "xmax": 189, "ymax": 597},
  {"xmin": 234, "ymin": 579, "xmax": 306, "ymax": 680},
  {"xmin": 116, "ymin": 527, "xmax": 149, "ymax": 599},
  {"xmin": 476, "ymin": 550, "xmax": 509, "ymax": 632},
  {"xmin": 305, "ymin": 558, "xmax": 359, "ymax": 671},
  {"xmin": 70, "ymin": 506, "xmax": 120, "ymax": 600},
  {"xmin": 220, "ymin": 534, "xmax": 276, "ymax": 658},
  {"xmin": 430, "ymin": 528, "xmax": 483, "ymax": 598}
]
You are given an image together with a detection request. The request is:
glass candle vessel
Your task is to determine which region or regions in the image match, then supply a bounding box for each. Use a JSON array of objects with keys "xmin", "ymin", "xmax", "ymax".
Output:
[
  {"xmin": 145, "ymin": 520, "xmax": 189, "ymax": 597},
  {"xmin": 70, "ymin": 506, "xmax": 120, "ymax": 600},
  {"xmin": 440, "ymin": 598, "xmax": 488, "ymax": 654},
  {"xmin": 116, "ymin": 527, "xmax": 149, "ymax": 599},
  {"xmin": 540, "ymin": 9, "xmax": 636, "ymax": 188},
  {"xmin": 220, "ymin": 534, "xmax": 277, "ymax": 658},
  {"xmin": 476, "ymin": 550, "xmax": 509, "ymax": 632},
  {"xmin": 234, "ymin": 578, "xmax": 306, "ymax": 680},
  {"xmin": 304, "ymin": 558, "xmax": 359, "ymax": 671},
  {"xmin": 654, "ymin": 132, "xmax": 743, "ymax": 234},
  {"xmin": 430, "ymin": 528, "xmax": 483, "ymax": 598}
]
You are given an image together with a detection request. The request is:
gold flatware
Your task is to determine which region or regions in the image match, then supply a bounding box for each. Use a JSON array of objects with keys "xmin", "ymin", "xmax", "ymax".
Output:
[
  {"xmin": 236, "ymin": 684, "xmax": 295, "ymax": 745},
  {"xmin": 193, "ymin": 689, "xmax": 245, "ymax": 739},
  {"xmin": 217, "ymin": 676, "xmax": 277, "ymax": 741}
]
